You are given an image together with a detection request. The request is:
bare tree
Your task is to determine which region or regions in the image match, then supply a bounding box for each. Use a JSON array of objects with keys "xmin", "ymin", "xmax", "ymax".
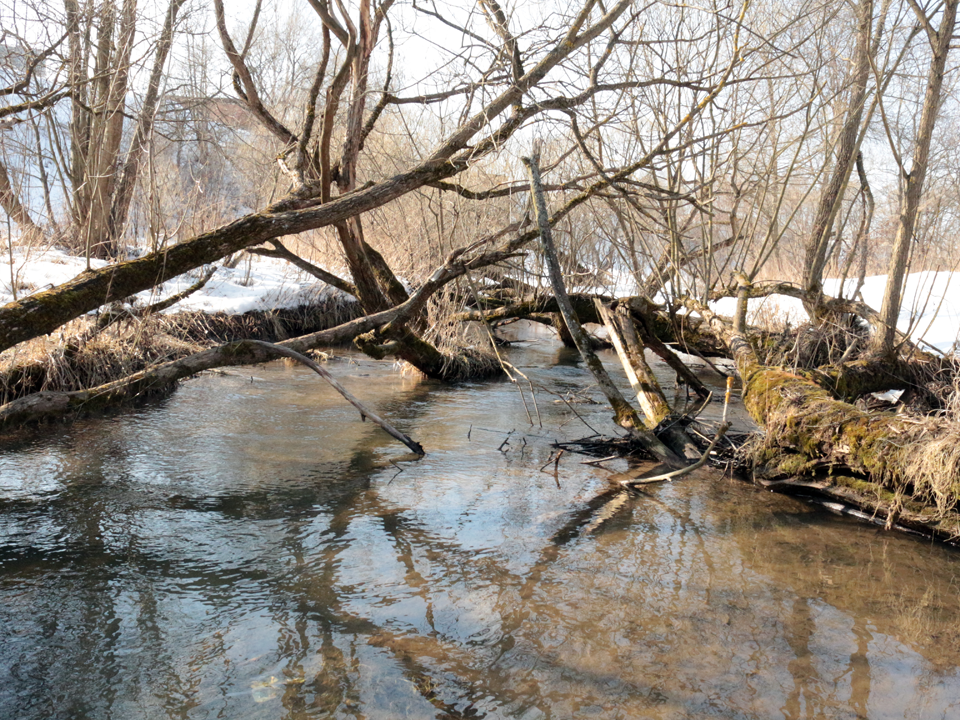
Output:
[{"xmin": 873, "ymin": 0, "xmax": 959, "ymax": 355}]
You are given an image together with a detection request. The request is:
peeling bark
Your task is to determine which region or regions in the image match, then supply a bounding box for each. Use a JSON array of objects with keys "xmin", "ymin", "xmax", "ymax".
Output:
[
  {"xmin": 595, "ymin": 299, "xmax": 670, "ymax": 428},
  {"xmin": 524, "ymin": 151, "xmax": 681, "ymax": 466}
]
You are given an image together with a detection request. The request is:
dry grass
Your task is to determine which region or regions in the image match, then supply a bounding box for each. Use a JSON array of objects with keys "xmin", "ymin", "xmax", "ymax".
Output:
[
  {"xmin": 0, "ymin": 316, "xmax": 204, "ymax": 404},
  {"xmin": 0, "ymin": 293, "xmax": 365, "ymax": 405},
  {"xmin": 880, "ymin": 376, "xmax": 960, "ymax": 516},
  {"xmin": 758, "ymin": 318, "xmax": 869, "ymax": 370}
]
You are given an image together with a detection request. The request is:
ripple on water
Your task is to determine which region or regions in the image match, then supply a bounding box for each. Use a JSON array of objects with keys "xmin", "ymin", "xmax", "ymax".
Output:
[{"xmin": 2, "ymin": 349, "xmax": 960, "ymax": 719}]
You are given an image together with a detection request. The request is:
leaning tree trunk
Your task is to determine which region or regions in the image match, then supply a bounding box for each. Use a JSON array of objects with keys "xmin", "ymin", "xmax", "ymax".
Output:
[
  {"xmin": 873, "ymin": 0, "xmax": 958, "ymax": 355},
  {"xmin": 801, "ymin": 0, "xmax": 875, "ymax": 301},
  {"xmin": 595, "ymin": 299, "xmax": 670, "ymax": 428},
  {"xmin": 523, "ymin": 150, "xmax": 681, "ymax": 466},
  {"xmin": 596, "ymin": 300, "xmax": 701, "ymax": 462}
]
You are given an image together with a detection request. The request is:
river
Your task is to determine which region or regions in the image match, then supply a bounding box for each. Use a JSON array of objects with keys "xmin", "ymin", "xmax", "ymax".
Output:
[{"xmin": 1, "ymin": 343, "xmax": 959, "ymax": 719}]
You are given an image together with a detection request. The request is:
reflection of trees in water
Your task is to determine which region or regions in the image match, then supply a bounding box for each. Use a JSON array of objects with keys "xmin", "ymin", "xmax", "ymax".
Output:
[
  {"xmin": 729, "ymin": 494, "xmax": 960, "ymax": 718},
  {"xmin": 6, "ymin": 370, "xmax": 960, "ymax": 719},
  {"xmin": 128, "ymin": 456, "xmax": 960, "ymax": 718}
]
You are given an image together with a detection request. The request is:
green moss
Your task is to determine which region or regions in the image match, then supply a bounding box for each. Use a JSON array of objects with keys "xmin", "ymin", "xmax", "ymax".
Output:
[{"xmin": 776, "ymin": 453, "xmax": 810, "ymax": 476}]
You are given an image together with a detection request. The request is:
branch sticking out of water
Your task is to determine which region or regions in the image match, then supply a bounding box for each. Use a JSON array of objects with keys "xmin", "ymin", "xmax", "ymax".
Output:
[
  {"xmin": 619, "ymin": 422, "xmax": 730, "ymax": 488},
  {"xmin": 243, "ymin": 340, "xmax": 425, "ymax": 457}
]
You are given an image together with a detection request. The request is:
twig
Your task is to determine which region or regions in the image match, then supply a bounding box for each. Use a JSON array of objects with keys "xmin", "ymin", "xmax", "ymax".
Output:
[
  {"xmin": 540, "ymin": 450, "xmax": 561, "ymax": 472},
  {"xmin": 621, "ymin": 422, "xmax": 730, "ymax": 487},
  {"xmin": 244, "ymin": 340, "xmax": 424, "ymax": 456},
  {"xmin": 538, "ymin": 448, "xmax": 564, "ymax": 488},
  {"xmin": 581, "ymin": 454, "xmax": 620, "ymax": 466},
  {"xmin": 722, "ymin": 376, "xmax": 733, "ymax": 424}
]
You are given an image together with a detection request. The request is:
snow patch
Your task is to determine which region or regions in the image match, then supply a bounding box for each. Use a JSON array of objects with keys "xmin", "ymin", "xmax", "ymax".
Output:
[
  {"xmin": 709, "ymin": 271, "xmax": 960, "ymax": 353},
  {"xmin": 2, "ymin": 248, "xmax": 959, "ymax": 353},
  {"xmin": 0, "ymin": 249, "xmax": 353, "ymax": 315}
]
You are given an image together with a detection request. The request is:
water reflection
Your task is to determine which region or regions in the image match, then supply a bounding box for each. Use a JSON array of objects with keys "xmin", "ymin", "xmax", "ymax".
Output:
[{"xmin": 1, "ymin": 346, "xmax": 959, "ymax": 719}]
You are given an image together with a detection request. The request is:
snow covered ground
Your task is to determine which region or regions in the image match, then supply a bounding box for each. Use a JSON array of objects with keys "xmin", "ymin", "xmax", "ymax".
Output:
[
  {"xmin": 1, "ymin": 247, "xmax": 958, "ymax": 353},
  {"xmin": 0, "ymin": 248, "xmax": 349, "ymax": 316},
  {"xmin": 711, "ymin": 271, "xmax": 960, "ymax": 353}
]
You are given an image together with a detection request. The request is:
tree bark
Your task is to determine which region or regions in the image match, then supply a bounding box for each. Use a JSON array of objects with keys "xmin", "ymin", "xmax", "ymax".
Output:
[
  {"xmin": 0, "ymin": 159, "xmax": 43, "ymax": 242},
  {"xmin": 524, "ymin": 151, "xmax": 681, "ymax": 466},
  {"xmin": 873, "ymin": 0, "xmax": 958, "ymax": 355},
  {"xmin": 802, "ymin": 0, "xmax": 875, "ymax": 300},
  {"xmin": 106, "ymin": 0, "xmax": 189, "ymax": 247},
  {"xmin": 595, "ymin": 299, "xmax": 670, "ymax": 428}
]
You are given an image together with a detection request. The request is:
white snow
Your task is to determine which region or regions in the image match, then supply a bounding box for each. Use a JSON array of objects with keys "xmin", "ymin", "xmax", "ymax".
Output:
[
  {"xmin": 710, "ymin": 270, "xmax": 960, "ymax": 353},
  {"xmin": 0, "ymin": 248, "xmax": 352, "ymax": 316},
  {"xmin": 0, "ymin": 249, "xmax": 109, "ymax": 299},
  {"xmin": 155, "ymin": 255, "xmax": 349, "ymax": 314}
]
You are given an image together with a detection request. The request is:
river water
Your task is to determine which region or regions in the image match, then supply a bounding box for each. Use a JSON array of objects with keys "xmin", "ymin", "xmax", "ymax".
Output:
[{"xmin": 2, "ymin": 343, "xmax": 960, "ymax": 719}]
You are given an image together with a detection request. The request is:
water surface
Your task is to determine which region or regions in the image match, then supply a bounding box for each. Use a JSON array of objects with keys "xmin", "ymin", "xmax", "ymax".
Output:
[{"xmin": 1, "ymin": 344, "xmax": 959, "ymax": 719}]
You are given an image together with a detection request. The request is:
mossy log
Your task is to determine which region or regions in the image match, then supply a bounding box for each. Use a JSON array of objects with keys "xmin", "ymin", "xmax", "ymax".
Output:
[{"xmin": 689, "ymin": 299, "xmax": 960, "ymax": 534}]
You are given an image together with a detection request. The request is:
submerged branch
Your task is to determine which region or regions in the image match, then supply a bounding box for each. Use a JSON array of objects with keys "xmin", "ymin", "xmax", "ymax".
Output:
[{"xmin": 242, "ymin": 340, "xmax": 424, "ymax": 456}]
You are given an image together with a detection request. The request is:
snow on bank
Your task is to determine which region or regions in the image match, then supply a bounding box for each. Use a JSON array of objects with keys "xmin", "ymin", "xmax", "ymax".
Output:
[
  {"xmin": 710, "ymin": 271, "xmax": 960, "ymax": 353},
  {"xmin": 0, "ymin": 248, "xmax": 352, "ymax": 316},
  {"xmin": 1, "ymin": 248, "xmax": 958, "ymax": 352}
]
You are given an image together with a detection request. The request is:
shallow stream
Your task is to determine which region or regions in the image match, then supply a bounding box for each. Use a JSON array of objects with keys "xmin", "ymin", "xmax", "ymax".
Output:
[{"xmin": 2, "ymin": 343, "xmax": 960, "ymax": 719}]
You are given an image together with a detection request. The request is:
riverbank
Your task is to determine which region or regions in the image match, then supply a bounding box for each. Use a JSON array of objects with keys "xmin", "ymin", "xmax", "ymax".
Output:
[{"xmin": 3, "ymin": 248, "xmax": 960, "ymax": 544}]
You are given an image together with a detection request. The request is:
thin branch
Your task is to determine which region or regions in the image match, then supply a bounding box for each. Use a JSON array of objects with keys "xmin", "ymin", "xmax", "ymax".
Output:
[{"xmin": 247, "ymin": 240, "xmax": 357, "ymax": 296}]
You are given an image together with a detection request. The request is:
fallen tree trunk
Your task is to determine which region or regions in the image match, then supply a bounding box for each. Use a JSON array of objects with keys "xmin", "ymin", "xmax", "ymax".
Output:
[
  {"xmin": 686, "ymin": 298, "xmax": 960, "ymax": 534},
  {"xmin": 595, "ymin": 299, "xmax": 671, "ymax": 427},
  {"xmin": 0, "ymin": 231, "xmax": 532, "ymax": 426}
]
